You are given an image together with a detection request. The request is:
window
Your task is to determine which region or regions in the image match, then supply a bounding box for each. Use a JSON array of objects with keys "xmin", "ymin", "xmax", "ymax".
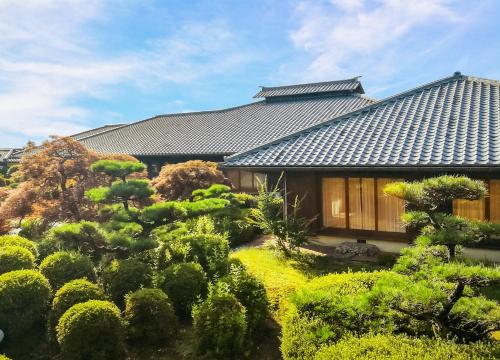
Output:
[
  {"xmin": 226, "ymin": 170, "xmax": 267, "ymax": 192},
  {"xmin": 489, "ymin": 180, "xmax": 500, "ymax": 222},
  {"xmin": 322, "ymin": 178, "xmax": 346, "ymax": 228},
  {"xmin": 377, "ymin": 178, "xmax": 405, "ymax": 232},
  {"xmin": 348, "ymin": 178, "xmax": 376, "ymax": 230}
]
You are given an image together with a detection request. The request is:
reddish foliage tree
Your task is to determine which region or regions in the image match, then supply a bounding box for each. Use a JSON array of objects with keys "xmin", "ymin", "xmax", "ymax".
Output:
[
  {"xmin": 1, "ymin": 137, "xmax": 144, "ymax": 224},
  {"xmin": 151, "ymin": 160, "xmax": 226, "ymax": 200},
  {"xmin": 0, "ymin": 182, "xmax": 37, "ymax": 226}
]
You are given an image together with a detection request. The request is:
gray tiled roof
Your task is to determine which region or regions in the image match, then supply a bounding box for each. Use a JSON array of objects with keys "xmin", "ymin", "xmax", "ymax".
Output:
[
  {"xmin": 224, "ymin": 73, "xmax": 500, "ymax": 168},
  {"xmin": 72, "ymin": 124, "xmax": 126, "ymax": 140},
  {"xmin": 254, "ymin": 78, "xmax": 363, "ymax": 98},
  {"xmin": 80, "ymin": 88, "xmax": 375, "ymax": 157},
  {"xmin": 0, "ymin": 148, "xmax": 22, "ymax": 163}
]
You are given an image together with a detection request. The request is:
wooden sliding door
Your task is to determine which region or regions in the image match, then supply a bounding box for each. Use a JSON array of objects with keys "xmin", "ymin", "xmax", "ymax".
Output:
[
  {"xmin": 322, "ymin": 178, "xmax": 346, "ymax": 228},
  {"xmin": 348, "ymin": 178, "xmax": 375, "ymax": 230}
]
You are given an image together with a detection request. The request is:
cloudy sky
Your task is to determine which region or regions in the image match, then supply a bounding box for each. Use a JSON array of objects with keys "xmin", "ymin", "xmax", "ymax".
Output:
[{"xmin": 1, "ymin": 0, "xmax": 499, "ymax": 147}]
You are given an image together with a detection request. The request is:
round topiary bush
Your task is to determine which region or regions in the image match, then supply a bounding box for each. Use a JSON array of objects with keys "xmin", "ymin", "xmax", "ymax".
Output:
[
  {"xmin": 156, "ymin": 262, "xmax": 208, "ymax": 317},
  {"xmin": 0, "ymin": 234, "xmax": 38, "ymax": 257},
  {"xmin": 49, "ymin": 279, "xmax": 107, "ymax": 339},
  {"xmin": 192, "ymin": 284, "xmax": 247, "ymax": 359},
  {"xmin": 102, "ymin": 258, "xmax": 152, "ymax": 308},
  {"xmin": 167, "ymin": 233, "xmax": 230, "ymax": 279},
  {"xmin": 220, "ymin": 264, "xmax": 269, "ymax": 338},
  {"xmin": 0, "ymin": 245, "xmax": 36, "ymax": 275},
  {"xmin": 56, "ymin": 300, "xmax": 125, "ymax": 360},
  {"xmin": 0, "ymin": 270, "xmax": 51, "ymax": 342},
  {"xmin": 124, "ymin": 288, "xmax": 177, "ymax": 346},
  {"xmin": 40, "ymin": 251, "xmax": 96, "ymax": 290}
]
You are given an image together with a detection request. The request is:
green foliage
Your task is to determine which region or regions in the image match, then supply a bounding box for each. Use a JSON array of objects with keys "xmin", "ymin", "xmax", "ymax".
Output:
[
  {"xmin": 41, "ymin": 221, "xmax": 108, "ymax": 259},
  {"xmin": 192, "ymin": 283, "xmax": 247, "ymax": 359},
  {"xmin": 0, "ymin": 355, "xmax": 11, "ymax": 360},
  {"xmin": 181, "ymin": 198, "xmax": 230, "ymax": 217},
  {"xmin": 49, "ymin": 279, "xmax": 106, "ymax": 339},
  {"xmin": 0, "ymin": 245, "xmax": 36, "ymax": 274},
  {"xmin": 0, "ymin": 270, "xmax": 51, "ymax": 341},
  {"xmin": 249, "ymin": 178, "xmax": 312, "ymax": 257},
  {"xmin": 40, "ymin": 251, "xmax": 96, "ymax": 290},
  {"xmin": 281, "ymin": 271, "xmax": 390, "ymax": 360},
  {"xmin": 84, "ymin": 186, "xmax": 109, "ymax": 202},
  {"xmin": 219, "ymin": 263, "xmax": 269, "ymax": 338},
  {"xmin": 162, "ymin": 232, "xmax": 230, "ymax": 279},
  {"xmin": 18, "ymin": 218, "xmax": 49, "ymax": 241},
  {"xmin": 141, "ymin": 201, "xmax": 188, "ymax": 225},
  {"xmin": 124, "ymin": 288, "xmax": 177, "ymax": 346},
  {"xmin": 101, "ymin": 258, "xmax": 152, "ymax": 308},
  {"xmin": 314, "ymin": 334, "xmax": 500, "ymax": 360},
  {"xmin": 56, "ymin": 300, "xmax": 126, "ymax": 360},
  {"xmin": 155, "ymin": 262, "xmax": 208, "ymax": 317},
  {"xmin": 0, "ymin": 234, "xmax": 38, "ymax": 257},
  {"xmin": 91, "ymin": 160, "xmax": 146, "ymax": 180},
  {"xmin": 107, "ymin": 179, "xmax": 154, "ymax": 203}
]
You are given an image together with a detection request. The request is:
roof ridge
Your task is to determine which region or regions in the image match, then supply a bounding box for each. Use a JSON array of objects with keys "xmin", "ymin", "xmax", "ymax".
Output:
[
  {"xmin": 71, "ymin": 124, "xmax": 127, "ymax": 138},
  {"xmin": 259, "ymin": 77, "xmax": 360, "ymax": 91},
  {"xmin": 224, "ymin": 72, "xmax": 481, "ymax": 162}
]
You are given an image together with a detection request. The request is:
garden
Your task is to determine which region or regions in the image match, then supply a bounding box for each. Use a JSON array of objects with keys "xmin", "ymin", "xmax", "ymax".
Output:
[{"xmin": 0, "ymin": 137, "xmax": 499, "ymax": 360}]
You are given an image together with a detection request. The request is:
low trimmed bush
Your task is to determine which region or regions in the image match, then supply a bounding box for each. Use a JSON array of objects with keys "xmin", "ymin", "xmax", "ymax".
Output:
[
  {"xmin": 0, "ymin": 270, "xmax": 51, "ymax": 341},
  {"xmin": 124, "ymin": 288, "xmax": 177, "ymax": 346},
  {"xmin": 164, "ymin": 233, "xmax": 230, "ymax": 279},
  {"xmin": 56, "ymin": 300, "xmax": 125, "ymax": 360},
  {"xmin": 0, "ymin": 245, "xmax": 36, "ymax": 275},
  {"xmin": 192, "ymin": 284, "xmax": 247, "ymax": 359},
  {"xmin": 49, "ymin": 279, "xmax": 106, "ymax": 338},
  {"xmin": 314, "ymin": 334, "xmax": 500, "ymax": 360},
  {"xmin": 220, "ymin": 264, "xmax": 269, "ymax": 338},
  {"xmin": 156, "ymin": 262, "xmax": 208, "ymax": 317},
  {"xmin": 0, "ymin": 234, "xmax": 38, "ymax": 256},
  {"xmin": 40, "ymin": 251, "xmax": 96, "ymax": 290},
  {"xmin": 281, "ymin": 271, "xmax": 390, "ymax": 360},
  {"xmin": 102, "ymin": 258, "xmax": 152, "ymax": 307}
]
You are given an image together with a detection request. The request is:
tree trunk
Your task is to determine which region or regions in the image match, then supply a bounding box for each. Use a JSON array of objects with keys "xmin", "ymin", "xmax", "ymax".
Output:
[{"xmin": 448, "ymin": 244, "xmax": 456, "ymax": 259}]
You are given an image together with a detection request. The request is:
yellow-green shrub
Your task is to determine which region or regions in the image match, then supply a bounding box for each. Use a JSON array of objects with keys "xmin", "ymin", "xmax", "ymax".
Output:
[
  {"xmin": 40, "ymin": 251, "xmax": 96, "ymax": 290},
  {"xmin": 0, "ymin": 235, "xmax": 37, "ymax": 257},
  {"xmin": 0, "ymin": 270, "xmax": 51, "ymax": 342},
  {"xmin": 314, "ymin": 334, "xmax": 500, "ymax": 360},
  {"xmin": 0, "ymin": 245, "xmax": 36, "ymax": 275},
  {"xmin": 56, "ymin": 300, "xmax": 125, "ymax": 360}
]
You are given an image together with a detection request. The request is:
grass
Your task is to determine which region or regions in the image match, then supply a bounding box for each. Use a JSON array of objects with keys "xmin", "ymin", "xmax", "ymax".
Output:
[{"xmin": 231, "ymin": 247, "xmax": 390, "ymax": 313}]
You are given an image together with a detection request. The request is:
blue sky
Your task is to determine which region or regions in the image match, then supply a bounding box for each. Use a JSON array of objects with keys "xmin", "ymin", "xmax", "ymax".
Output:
[{"xmin": 1, "ymin": 0, "xmax": 500, "ymax": 147}]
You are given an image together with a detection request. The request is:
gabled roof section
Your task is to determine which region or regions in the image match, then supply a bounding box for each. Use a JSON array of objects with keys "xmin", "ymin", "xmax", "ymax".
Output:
[
  {"xmin": 0, "ymin": 148, "xmax": 23, "ymax": 163},
  {"xmin": 72, "ymin": 124, "xmax": 127, "ymax": 140},
  {"xmin": 79, "ymin": 80, "xmax": 375, "ymax": 157},
  {"xmin": 224, "ymin": 73, "xmax": 500, "ymax": 168},
  {"xmin": 254, "ymin": 78, "xmax": 364, "ymax": 99}
]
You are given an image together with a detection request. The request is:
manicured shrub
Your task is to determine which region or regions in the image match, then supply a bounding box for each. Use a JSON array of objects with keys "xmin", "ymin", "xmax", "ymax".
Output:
[
  {"xmin": 156, "ymin": 262, "xmax": 208, "ymax": 317},
  {"xmin": 281, "ymin": 271, "xmax": 390, "ymax": 360},
  {"xmin": 165, "ymin": 233, "xmax": 230, "ymax": 279},
  {"xmin": 192, "ymin": 284, "xmax": 247, "ymax": 359},
  {"xmin": 42, "ymin": 221, "xmax": 108, "ymax": 259},
  {"xmin": 102, "ymin": 258, "xmax": 152, "ymax": 307},
  {"xmin": 0, "ymin": 245, "xmax": 36, "ymax": 274},
  {"xmin": 19, "ymin": 218, "xmax": 49, "ymax": 241},
  {"xmin": 124, "ymin": 288, "xmax": 177, "ymax": 346},
  {"xmin": 0, "ymin": 234, "xmax": 37, "ymax": 256},
  {"xmin": 220, "ymin": 264, "xmax": 269, "ymax": 338},
  {"xmin": 56, "ymin": 300, "xmax": 125, "ymax": 360},
  {"xmin": 314, "ymin": 334, "xmax": 500, "ymax": 360},
  {"xmin": 0, "ymin": 355, "xmax": 11, "ymax": 360},
  {"xmin": 40, "ymin": 251, "xmax": 96, "ymax": 290},
  {"xmin": 49, "ymin": 279, "xmax": 106, "ymax": 338},
  {"xmin": 0, "ymin": 270, "xmax": 51, "ymax": 342}
]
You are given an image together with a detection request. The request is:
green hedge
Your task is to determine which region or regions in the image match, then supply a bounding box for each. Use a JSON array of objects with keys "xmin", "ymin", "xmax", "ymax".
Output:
[
  {"xmin": 49, "ymin": 279, "xmax": 106, "ymax": 339},
  {"xmin": 102, "ymin": 258, "xmax": 152, "ymax": 308},
  {"xmin": 56, "ymin": 300, "xmax": 125, "ymax": 360},
  {"xmin": 0, "ymin": 245, "xmax": 36, "ymax": 275},
  {"xmin": 124, "ymin": 288, "xmax": 177, "ymax": 346},
  {"xmin": 40, "ymin": 251, "xmax": 96, "ymax": 290},
  {"xmin": 0, "ymin": 270, "xmax": 51, "ymax": 341},
  {"xmin": 0, "ymin": 235, "xmax": 38, "ymax": 257},
  {"xmin": 314, "ymin": 334, "xmax": 500, "ymax": 360},
  {"xmin": 156, "ymin": 262, "xmax": 207, "ymax": 317}
]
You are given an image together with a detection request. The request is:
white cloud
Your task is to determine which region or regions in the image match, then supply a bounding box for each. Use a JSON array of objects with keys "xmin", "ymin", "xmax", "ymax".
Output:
[
  {"xmin": 0, "ymin": 1, "xmax": 251, "ymax": 147},
  {"xmin": 290, "ymin": 0, "xmax": 462, "ymax": 81}
]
